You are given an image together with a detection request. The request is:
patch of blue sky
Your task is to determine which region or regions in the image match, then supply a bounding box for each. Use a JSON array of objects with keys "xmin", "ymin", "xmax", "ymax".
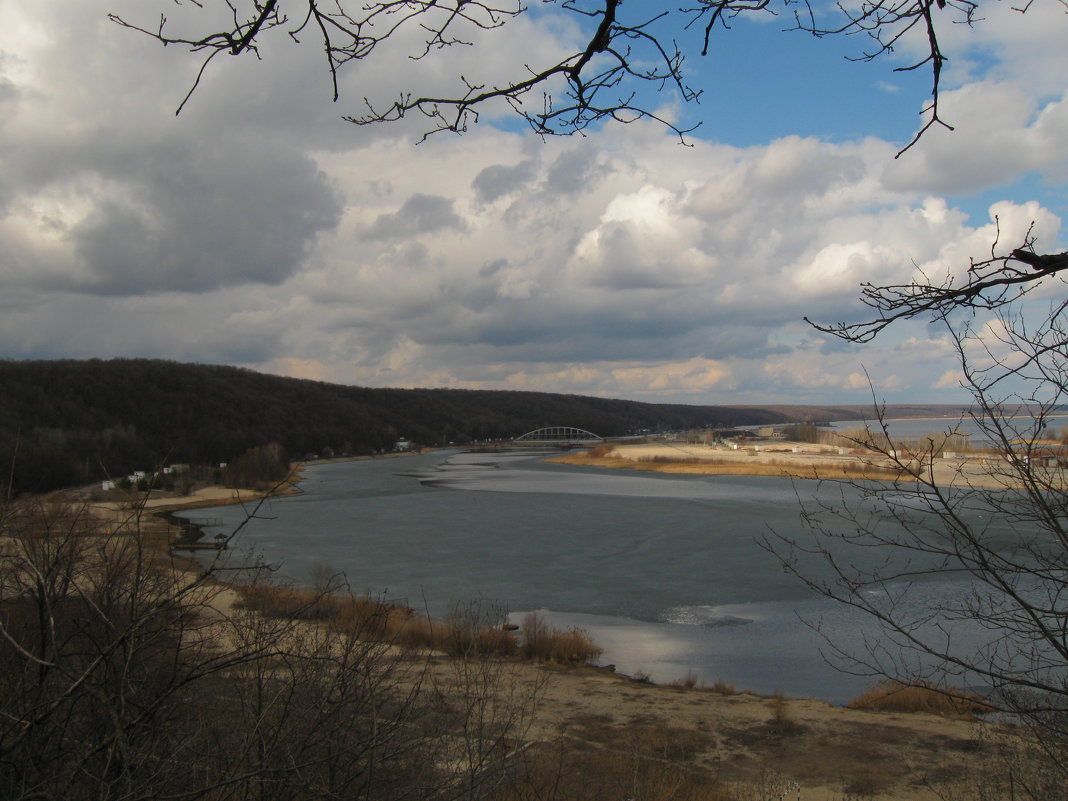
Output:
[
  {"xmin": 495, "ymin": 4, "xmax": 945, "ymax": 147},
  {"xmin": 505, "ymin": 4, "xmax": 1064, "ymax": 238},
  {"xmin": 945, "ymin": 174, "xmax": 1068, "ymax": 243},
  {"xmin": 681, "ymin": 24, "xmax": 933, "ymax": 147}
]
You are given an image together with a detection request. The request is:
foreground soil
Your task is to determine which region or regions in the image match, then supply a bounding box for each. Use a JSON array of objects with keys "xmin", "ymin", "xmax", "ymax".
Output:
[{"xmin": 425, "ymin": 656, "xmax": 987, "ymax": 801}]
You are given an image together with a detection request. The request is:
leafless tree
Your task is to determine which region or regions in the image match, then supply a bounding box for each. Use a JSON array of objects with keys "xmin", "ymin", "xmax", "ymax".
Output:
[
  {"xmin": 419, "ymin": 600, "xmax": 545, "ymax": 801},
  {"xmin": 807, "ymin": 224, "xmax": 1068, "ymax": 342},
  {"xmin": 787, "ymin": 236, "xmax": 1068, "ymax": 788},
  {"xmin": 0, "ymin": 495, "xmax": 549, "ymax": 801},
  {"xmin": 109, "ymin": 0, "xmax": 1032, "ymax": 148}
]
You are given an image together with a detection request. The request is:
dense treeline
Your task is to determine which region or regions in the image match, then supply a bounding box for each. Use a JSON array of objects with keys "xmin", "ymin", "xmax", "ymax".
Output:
[{"xmin": 0, "ymin": 358, "xmax": 876, "ymax": 495}]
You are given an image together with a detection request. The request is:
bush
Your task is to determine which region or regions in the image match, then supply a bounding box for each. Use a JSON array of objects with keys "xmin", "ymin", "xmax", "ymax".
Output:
[
  {"xmin": 847, "ymin": 680, "xmax": 993, "ymax": 717},
  {"xmin": 520, "ymin": 612, "xmax": 602, "ymax": 663}
]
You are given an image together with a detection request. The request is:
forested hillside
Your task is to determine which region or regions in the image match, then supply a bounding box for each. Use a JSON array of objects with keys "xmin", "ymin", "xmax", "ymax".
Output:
[{"xmin": 0, "ymin": 359, "xmax": 872, "ymax": 494}]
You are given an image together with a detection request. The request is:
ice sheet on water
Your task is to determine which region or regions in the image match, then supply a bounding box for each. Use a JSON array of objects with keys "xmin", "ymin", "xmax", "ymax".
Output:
[{"xmin": 660, "ymin": 604, "xmax": 756, "ymax": 627}]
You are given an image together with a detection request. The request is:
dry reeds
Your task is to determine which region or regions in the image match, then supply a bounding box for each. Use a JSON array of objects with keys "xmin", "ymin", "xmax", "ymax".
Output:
[
  {"xmin": 234, "ymin": 585, "xmax": 609, "ymax": 663},
  {"xmin": 519, "ymin": 612, "xmax": 603, "ymax": 663},
  {"xmin": 847, "ymin": 680, "xmax": 993, "ymax": 717},
  {"xmin": 633, "ymin": 454, "xmax": 905, "ymax": 481},
  {"xmin": 707, "ymin": 679, "xmax": 736, "ymax": 695},
  {"xmin": 553, "ymin": 449, "xmax": 907, "ymax": 481},
  {"xmin": 584, "ymin": 443, "xmax": 616, "ymax": 459},
  {"xmin": 670, "ymin": 671, "xmax": 701, "ymax": 690},
  {"xmin": 234, "ymin": 584, "xmax": 521, "ymax": 656}
]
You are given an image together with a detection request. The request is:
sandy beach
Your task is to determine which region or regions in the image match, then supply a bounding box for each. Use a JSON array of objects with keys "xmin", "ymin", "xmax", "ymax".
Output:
[
  {"xmin": 499, "ymin": 661, "xmax": 989, "ymax": 801},
  {"xmin": 550, "ymin": 440, "xmax": 1034, "ymax": 490}
]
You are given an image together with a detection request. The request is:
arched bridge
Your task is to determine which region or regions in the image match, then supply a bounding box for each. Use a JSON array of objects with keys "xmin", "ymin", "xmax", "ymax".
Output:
[{"xmin": 514, "ymin": 426, "xmax": 604, "ymax": 445}]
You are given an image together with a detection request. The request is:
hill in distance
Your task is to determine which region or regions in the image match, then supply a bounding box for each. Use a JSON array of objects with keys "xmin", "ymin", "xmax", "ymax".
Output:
[{"xmin": 0, "ymin": 359, "xmax": 971, "ymax": 494}]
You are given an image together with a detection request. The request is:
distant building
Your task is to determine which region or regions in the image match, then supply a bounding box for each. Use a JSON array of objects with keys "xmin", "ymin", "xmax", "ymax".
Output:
[
  {"xmin": 1024, "ymin": 449, "xmax": 1063, "ymax": 468},
  {"xmin": 395, "ymin": 439, "xmax": 412, "ymax": 451}
]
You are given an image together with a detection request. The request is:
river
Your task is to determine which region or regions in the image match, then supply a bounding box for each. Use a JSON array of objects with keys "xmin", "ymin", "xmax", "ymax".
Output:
[{"xmin": 181, "ymin": 447, "xmax": 1006, "ymax": 704}]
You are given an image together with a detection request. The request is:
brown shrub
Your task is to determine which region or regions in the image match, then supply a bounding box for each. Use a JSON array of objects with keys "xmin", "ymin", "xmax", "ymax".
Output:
[
  {"xmin": 670, "ymin": 670, "xmax": 701, "ymax": 690},
  {"xmin": 235, "ymin": 583, "xmax": 338, "ymax": 620},
  {"xmin": 847, "ymin": 680, "xmax": 993, "ymax": 717},
  {"xmin": 235, "ymin": 583, "xmax": 441, "ymax": 649},
  {"xmin": 520, "ymin": 612, "xmax": 602, "ymax": 663},
  {"xmin": 766, "ymin": 691, "xmax": 806, "ymax": 736},
  {"xmin": 442, "ymin": 620, "xmax": 519, "ymax": 658}
]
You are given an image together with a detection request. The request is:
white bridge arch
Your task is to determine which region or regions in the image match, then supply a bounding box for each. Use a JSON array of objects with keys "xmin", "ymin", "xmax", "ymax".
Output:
[{"xmin": 514, "ymin": 426, "xmax": 603, "ymax": 444}]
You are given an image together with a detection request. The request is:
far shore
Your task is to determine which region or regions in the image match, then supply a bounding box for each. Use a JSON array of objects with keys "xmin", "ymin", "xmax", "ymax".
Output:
[
  {"xmin": 549, "ymin": 440, "xmax": 1040, "ymax": 490},
  {"xmin": 81, "ymin": 450, "xmax": 438, "ymax": 549}
]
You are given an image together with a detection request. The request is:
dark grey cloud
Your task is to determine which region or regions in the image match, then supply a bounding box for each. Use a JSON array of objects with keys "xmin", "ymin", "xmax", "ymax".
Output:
[
  {"xmin": 364, "ymin": 193, "xmax": 465, "ymax": 240},
  {"xmin": 478, "ymin": 258, "xmax": 507, "ymax": 277},
  {"xmin": 472, "ymin": 159, "xmax": 536, "ymax": 203},
  {"xmin": 0, "ymin": 76, "xmax": 16, "ymax": 105},
  {"xmin": 438, "ymin": 312, "xmax": 780, "ymax": 364},
  {"xmin": 61, "ymin": 138, "xmax": 341, "ymax": 295},
  {"xmin": 546, "ymin": 148, "xmax": 604, "ymax": 195},
  {"xmin": 0, "ymin": 290, "xmax": 282, "ymax": 364}
]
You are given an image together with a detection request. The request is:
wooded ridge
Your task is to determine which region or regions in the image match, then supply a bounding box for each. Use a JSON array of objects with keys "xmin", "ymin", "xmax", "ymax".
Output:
[{"xmin": 0, "ymin": 358, "xmax": 969, "ymax": 494}]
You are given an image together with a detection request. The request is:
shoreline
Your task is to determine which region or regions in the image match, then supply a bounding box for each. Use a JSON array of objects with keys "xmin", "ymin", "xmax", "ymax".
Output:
[
  {"xmin": 113, "ymin": 451, "xmax": 429, "ymax": 547},
  {"xmin": 548, "ymin": 441, "xmax": 1035, "ymax": 490}
]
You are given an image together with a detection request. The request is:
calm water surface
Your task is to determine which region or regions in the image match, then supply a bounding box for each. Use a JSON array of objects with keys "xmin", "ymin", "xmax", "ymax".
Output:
[{"xmin": 183, "ymin": 448, "xmax": 997, "ymax": 703}]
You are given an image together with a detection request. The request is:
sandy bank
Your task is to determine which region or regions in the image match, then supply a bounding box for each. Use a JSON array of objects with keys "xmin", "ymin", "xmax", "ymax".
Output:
[
  {"xmin": 551, "ymin": 441, "xmax": 1033, "ymax": 490},
  {"xmin": 420, "ymin": 656, "xmax": 991, "ymax": 801}
]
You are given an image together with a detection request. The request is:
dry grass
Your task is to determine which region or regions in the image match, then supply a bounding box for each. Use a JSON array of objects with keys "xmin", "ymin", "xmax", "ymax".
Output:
[
  {"xmin": 665, "ymin": 673, "xmax": 738, "ymax": 694},
  {"xmin": 847, "ymin": 680, "xmax": 993, "ymax": 717},
  {"xmin": 555, "ymin": 450, "xmax": 908, "ymax": 482},
  {"xmin": 235, "ymin": 584, "xmax": 521, "ymax": 656},
  {"xmin": 670, "ymin": 671, "xmax": 701, "ymax": 690},
  {"xmin": 765, "ymin": 691, "xmax": 807, "ymax": 736},
  {"xmin": 234, "ymin": 586, "xmax": 605, "ymax": 664},
  {"xmin": 520, "ymin": 612, "xmax": 603, "ymax": 663},
  {"xmin": 634, "ymin": 454, "xmax": 905, "ymax": 480},
  {"xmin": 553, "ymin": 445, "xmax": 912, "ymax": 480}
]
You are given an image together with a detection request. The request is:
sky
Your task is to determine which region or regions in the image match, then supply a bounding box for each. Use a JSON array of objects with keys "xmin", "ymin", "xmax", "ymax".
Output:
[{"xmin": 2, "ymin": 1, "xmax": 1067, "ymax": 406}]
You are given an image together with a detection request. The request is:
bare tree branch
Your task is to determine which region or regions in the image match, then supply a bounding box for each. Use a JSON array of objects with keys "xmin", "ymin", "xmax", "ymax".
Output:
[
  {"xmin": 808, "ymin": 222, "xmax": 1068, "ymax": 343},
  {"xmin": 110, "ymin": 0, "xmax": 1025, "ymax": 143}
]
